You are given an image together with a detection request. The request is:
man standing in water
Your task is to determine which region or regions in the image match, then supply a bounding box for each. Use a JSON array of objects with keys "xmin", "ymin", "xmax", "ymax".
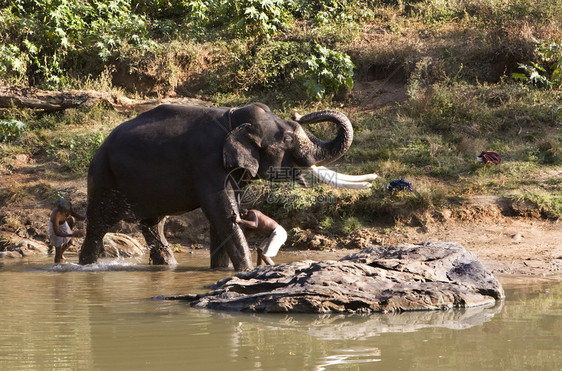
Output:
[
  {"xmin": 235, "ymin": 209, "xmax": 287, "ymax": 266},
  {"xmin": 49, "ymin": 198, "xmax": 86, "ymax": 263}
]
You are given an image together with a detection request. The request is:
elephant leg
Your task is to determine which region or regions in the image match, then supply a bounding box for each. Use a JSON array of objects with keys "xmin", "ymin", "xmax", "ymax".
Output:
[
  {"xmin": 79, "ymin": 193, "xmax": 122, "ymax": 265},
  {"xmin": 80, "ymin": 221, "xmax": 106, "ymax": 264},
  {"xmin": 141, "ymin": 217, "xmax": 177, "ymax": 265},
  {"xmin": 210, "ymin": 224, "xmax": 230, "ymax": 268},
  {"xmin": 200, "ymin": 190, "xmax": 252, "ymax": 271}
]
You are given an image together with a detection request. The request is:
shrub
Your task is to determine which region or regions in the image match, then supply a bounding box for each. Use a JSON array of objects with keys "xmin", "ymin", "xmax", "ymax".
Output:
[
  {"xmin": 303, "ymin": 44, "xmax": 355, "ymax": 100},
  {"xmin": 342, "ymin": 216, "xmax": 363, "ymax": 235},
  {"xmin": 234, "ymin": 0, "xmax": 291, "ymax": 38},
  {"xmin": 209, "ymin": 41, "xmax": 305, "ymax": 94},
  {"xmin": 512, "ymin": 40, "xmax": 562, "ymax": 88},
  {"xmin": 47, "ymin": 131, "xmax": 106, "ymax": 173},
  {"xmin": 535, "ymin": 139, "xmax": 561, "ymax": 164},
  {"xmin": 0, "ymin": 120, "xmax": 26, "ymax": 142},
  {"xmin": 0, "ymin": 0, "xmax": 154, "ymax": 87}
]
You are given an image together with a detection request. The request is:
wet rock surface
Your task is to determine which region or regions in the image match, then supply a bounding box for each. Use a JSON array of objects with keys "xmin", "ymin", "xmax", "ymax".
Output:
[
  {"xmin": 171, "ymin": 242, "xmax": 504, "ymax": 313},
  {"xmin": 102, "ymin": 233, "xmax": 147, "ymax": 258}
]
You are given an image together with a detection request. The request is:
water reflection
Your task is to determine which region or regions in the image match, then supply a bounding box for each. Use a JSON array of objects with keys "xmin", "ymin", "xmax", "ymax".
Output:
[
  {"xmin": 317, "ymin": 347, "xmax": 382, "ymax": 369},
  {"xmin": 216, "ymin": 302, "xmax": 504, "ymax": 341},
  {"xmin": 192, "ymin": 302, "xmax": 503, "ymax": 370}
]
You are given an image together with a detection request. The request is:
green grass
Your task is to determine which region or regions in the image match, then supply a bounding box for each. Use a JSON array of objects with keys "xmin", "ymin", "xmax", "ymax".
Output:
[{"xmin": 0, "ymin": 105, "xmax": 129, "ymax": 175}]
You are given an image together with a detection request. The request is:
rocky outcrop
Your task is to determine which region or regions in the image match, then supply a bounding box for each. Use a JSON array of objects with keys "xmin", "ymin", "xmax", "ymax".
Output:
[
  {"xmin": 0, "ymin": 237, "xmax": 49, "ymax": 258},
  {"xmin": 171, "ymin": 242, "xmax": 504, "ymax": 313},
  {"xmin": 0, "ymin": 232, "xmax": 146, "ymax": 259}
]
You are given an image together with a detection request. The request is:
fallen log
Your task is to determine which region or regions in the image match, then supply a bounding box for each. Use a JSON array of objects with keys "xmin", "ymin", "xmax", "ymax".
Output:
[{"xmin": 0, "ymin": 85, "xmax": 210, "ymax": 113}]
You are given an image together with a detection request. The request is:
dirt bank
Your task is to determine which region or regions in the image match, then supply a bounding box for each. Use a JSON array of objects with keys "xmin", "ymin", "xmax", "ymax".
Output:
[{"xmin": 279, "ymin": 218, "xmax": 562, "ymax": 277}]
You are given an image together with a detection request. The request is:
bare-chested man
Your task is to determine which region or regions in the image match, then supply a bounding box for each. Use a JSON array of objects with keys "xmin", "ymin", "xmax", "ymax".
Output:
[
  {"xmin": 235, "ymin": 209, "xmax": 287, "ymax": 266},
  {"xmin": 49, "ymin": 198, "xmax": 86, "ymax": 263}
]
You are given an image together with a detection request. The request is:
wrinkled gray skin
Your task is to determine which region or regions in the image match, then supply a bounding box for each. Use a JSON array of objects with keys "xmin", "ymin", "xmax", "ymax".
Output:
[{"xmin": 79, "ymin": 103, "xmax": 353, "ymax": 270}]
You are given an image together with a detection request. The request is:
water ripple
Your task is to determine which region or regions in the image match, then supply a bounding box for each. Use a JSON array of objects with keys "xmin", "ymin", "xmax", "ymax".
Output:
[{"xmin": 316, "ymin": 347, "xmax": 382, "ymax": 370}]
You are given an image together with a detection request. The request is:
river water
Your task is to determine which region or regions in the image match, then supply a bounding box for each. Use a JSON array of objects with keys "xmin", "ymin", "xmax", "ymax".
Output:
[{"xmin": 0, "ymin": 253, "xmax": 560, "ymax": 370}]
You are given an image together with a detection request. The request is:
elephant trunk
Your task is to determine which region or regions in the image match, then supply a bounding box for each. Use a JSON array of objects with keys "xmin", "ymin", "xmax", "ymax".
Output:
[{"xmin": 294, "ymin": 110, "xmax": 353, "ymax": 166}]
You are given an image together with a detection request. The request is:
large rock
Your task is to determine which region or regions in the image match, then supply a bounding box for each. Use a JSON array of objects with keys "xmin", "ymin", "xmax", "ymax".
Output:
[
  {"xmin": 102, "ymin": 233, "xmax": 147, "ymax": 257},
  {"xmin": 16, "ymin": 238, "xmax": 50, "ymax": 255},
  {"xmin": 0, "ymin": 250, "xmax": 24, "ymax": 259},
  {"xmin": 174, "ymin": 242, "xmax": 504, "ymax": 313},
  {"xmin": 0, "ymin": 236, "xmax": 49, "ymax": 257}
]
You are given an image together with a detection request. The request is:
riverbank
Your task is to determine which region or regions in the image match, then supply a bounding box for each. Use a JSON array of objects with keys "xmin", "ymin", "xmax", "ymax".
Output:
[
  {"xmin": 280, "ymin": 216, "xmax": 562, "ymax": 277},
  {"xmin": 1, "ymin": 97, "xmax": 560, "ymax": 278},
  {"xmin": 1, "ymin": 157, "xmax": 560, "ymax": 277}
]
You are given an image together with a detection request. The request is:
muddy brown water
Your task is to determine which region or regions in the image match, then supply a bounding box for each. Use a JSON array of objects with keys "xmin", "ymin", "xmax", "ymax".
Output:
[{"xmin": 0, "ymin": 252, "xmax": 560, "ymax": 370}]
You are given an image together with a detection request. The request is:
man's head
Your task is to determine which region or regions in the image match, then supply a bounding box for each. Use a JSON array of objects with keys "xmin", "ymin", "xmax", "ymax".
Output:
[{"xmin": 55, "ymin": 198, "xmax": 72, "ymax": 214}]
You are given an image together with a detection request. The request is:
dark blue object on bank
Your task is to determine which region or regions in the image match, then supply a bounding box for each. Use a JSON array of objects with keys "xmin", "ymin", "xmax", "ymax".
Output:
[{"xmin": 387, "ymin": 179, "xmax": 412, "ymax": 192}]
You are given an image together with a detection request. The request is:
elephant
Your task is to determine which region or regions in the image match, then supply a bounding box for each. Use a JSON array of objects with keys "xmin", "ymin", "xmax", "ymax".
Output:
[{"xmin": 78, "ymin": 103, "xmax": 353, "ymax": 270}]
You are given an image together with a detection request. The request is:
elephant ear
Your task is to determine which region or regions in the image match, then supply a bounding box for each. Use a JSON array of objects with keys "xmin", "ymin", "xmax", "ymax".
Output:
[{"xmin": 223, "ymin": 123, "xmax": 261, "ymax": 177}]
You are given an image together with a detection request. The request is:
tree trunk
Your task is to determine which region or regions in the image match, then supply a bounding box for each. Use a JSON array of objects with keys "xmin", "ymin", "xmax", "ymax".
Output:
[{"xmin": 0, "ymin": 85, "xmax": 210, "ymax": 113}]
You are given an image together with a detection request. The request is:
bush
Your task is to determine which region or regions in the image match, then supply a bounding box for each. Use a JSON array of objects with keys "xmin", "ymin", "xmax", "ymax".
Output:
[
  {"xmin": 342, "ymin": 216, "xmax": 363, "ymax": 235},
  {"xmin": 303, "ymin": 44, "xmax": 355, "ymax": 100},
  {"xmin": 0, "ymin": 0, "xmax": 154, "ymax": 87},
  {"xmin": 512, "ymin": 40, "xmax": 562, "ymax": 88},
  {"xmin": 47, "ymin": 131, "xmax": 105, "ymax": 173},
  {"xmin": 0, "ymin": 120, "xmax": 26, "ymax": 142},
  {"xmin": 232, "ymin": 0, "xmax": 292, "ymax": 38},
  {"xmin": 535, "ymin": 139, "xmax": 561, "ymax": 164}
]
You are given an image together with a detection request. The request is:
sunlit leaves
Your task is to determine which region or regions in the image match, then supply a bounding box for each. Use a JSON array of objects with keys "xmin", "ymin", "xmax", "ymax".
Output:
[{"xmin": 303, "ymin": 44, "xmax": 355, "ymax": 100}]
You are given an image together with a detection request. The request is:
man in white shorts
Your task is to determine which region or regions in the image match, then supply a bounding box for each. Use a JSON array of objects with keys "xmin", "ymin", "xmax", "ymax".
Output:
[
  {"xmin": 235, "ymin": 209, "xmax": 287, "ymax": 266},
  {"xmin": 49, "ymin": 198, "xmax": 85, "ymax": 263}
]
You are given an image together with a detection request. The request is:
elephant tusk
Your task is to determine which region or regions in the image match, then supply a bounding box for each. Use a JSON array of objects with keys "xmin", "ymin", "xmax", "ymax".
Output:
[
  {"xmin": 313, "ymin": 166, "xmax": 378, "ymax": 182},
  {"xmin": 310, "ymin": 165, "xmax": 376, "ymax": 189}
]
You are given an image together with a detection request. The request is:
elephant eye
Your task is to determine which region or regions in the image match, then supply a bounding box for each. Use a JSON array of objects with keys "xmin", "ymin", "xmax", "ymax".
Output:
[{"xmin": 283, "ymin": 131, "xmax": 294, "ymax": 144}]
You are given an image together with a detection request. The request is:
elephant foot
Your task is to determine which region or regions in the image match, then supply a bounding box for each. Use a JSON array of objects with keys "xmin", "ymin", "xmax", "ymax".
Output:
[
  {"xmin": 79, "ymin": 242, "xmax": 102, "ymax": 265},
  {"xmin": 78, "ymin": 252, "xmax": 98, "ymax": 265},
  {"xmin": 149, "ymin": 245, "xmax": 178, "ymax": 265},
  {"xmin": 141, "ymin": 218, "xmax": 177, "ymax": 265}
]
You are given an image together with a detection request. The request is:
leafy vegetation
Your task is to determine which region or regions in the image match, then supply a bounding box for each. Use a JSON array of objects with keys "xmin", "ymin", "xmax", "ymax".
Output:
[
  {"xmin": 0, "ymin": 0, "xmax": 359, "ymax": 98},
  {"xmin": 513, "ymin": 40, "xmax": 562, "ymax": 88},
  {"xmin": 0, "ymin": 0, "xmax": 154, "ymax": 87},
  {"xmin": 303, "ymin": 44, "xmax": 355, "ymax": 100},
  {"xmin": 0, "ymin": 120, "xmax": 26, "ymax": 142}
]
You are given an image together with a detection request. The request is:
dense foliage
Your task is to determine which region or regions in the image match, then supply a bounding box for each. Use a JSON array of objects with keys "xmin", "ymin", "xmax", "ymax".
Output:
[
  {"xmin": 513, "ymin": 40, "xmax": 562, "ymax": 88},
  {"xmin": 0, "ymin": 0, "xmax": 364, "ymax": 98},
  {"xmin": 0, "ymin": 120, "xmax": 26, "ymax": 142},
  {"xmin": 0, "ymin": 0, "xmax": 154, "ymax": 86},
  {"xmin": 4, "ymin": 0, "xmax": 559, "ymax": 98}
]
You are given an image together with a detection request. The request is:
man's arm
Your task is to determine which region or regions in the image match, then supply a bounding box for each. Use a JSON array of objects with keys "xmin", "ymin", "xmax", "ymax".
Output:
[
  {"xmin": 69, "ymin": 208, "xmax": 86, "ymax": 236},
  {"xmin": 235, "ymin": 211, "xmax": 259, "ymax": 229},
  {"xmin": 71, "ymin": 208, "xmax": 86, "ymax": 221}
]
